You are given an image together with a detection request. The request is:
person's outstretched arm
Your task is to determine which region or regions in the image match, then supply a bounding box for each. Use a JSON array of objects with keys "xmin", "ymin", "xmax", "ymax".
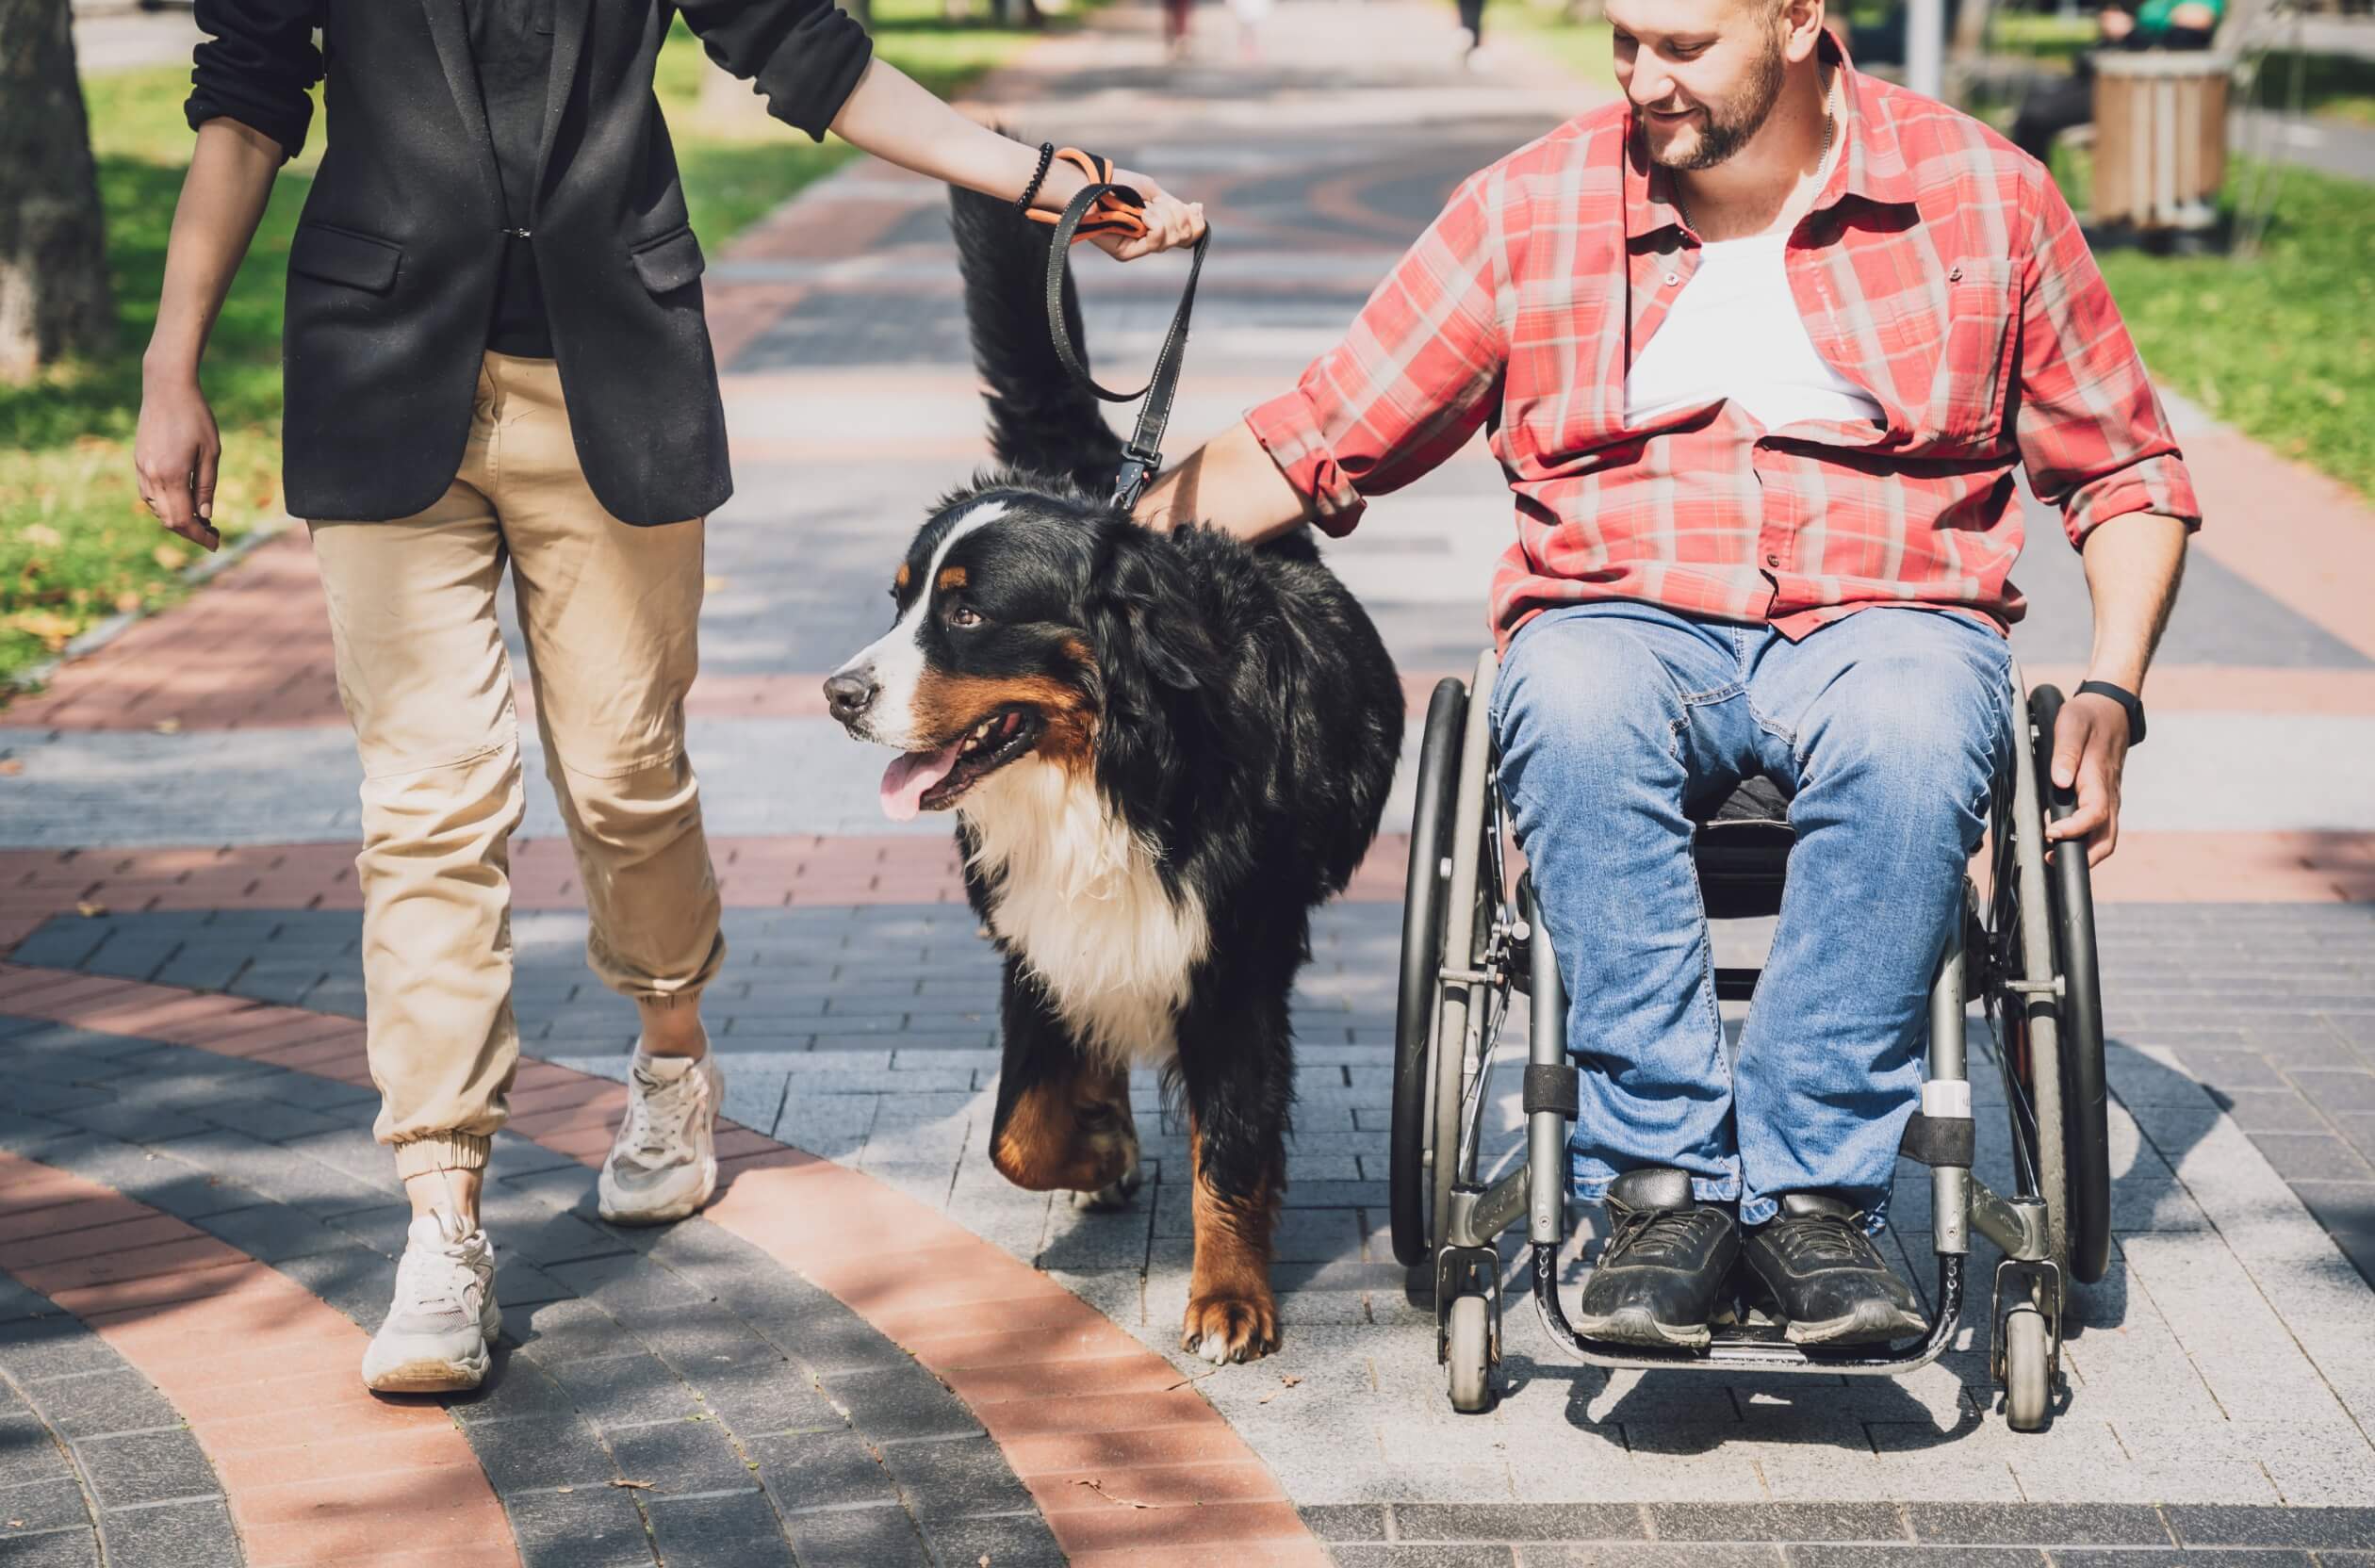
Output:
[
  {"xmin": 679, "ymin": 0, "xmax": 1201, "ymax": 256},
  {"xmin": 1137, "ymin": 169, "xmax": 1508, "ymax": 539}
]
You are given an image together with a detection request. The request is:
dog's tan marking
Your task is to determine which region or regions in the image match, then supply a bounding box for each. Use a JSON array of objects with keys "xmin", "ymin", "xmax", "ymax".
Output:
[
  {"xmin": 938, "ymin": 565, "xmax": 968, "ymax": 592},
  {"xmin": 1181, "ymin": 1107, "xmax": 1281, "ymax": 1364},
  {"xmin": 894, "ymin": 561, "xmax": 911, "ymax": 593},
  {"xmin": 912, "ymin": 670, "xmax": 1096, "ymax": 776},
  {"xmin": 991, "ymin": 1062, "xmax": 1137, "ymax": 1193}
]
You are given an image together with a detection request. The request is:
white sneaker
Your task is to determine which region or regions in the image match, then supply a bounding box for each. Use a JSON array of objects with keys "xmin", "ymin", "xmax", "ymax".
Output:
[
  {"xmin": 598, "ymin": 1047, "xmax": 724, "ymax": 1226},
  {"xmin": 361, "ymin": 1210, "xmax": 500, "ymax": 1394}
]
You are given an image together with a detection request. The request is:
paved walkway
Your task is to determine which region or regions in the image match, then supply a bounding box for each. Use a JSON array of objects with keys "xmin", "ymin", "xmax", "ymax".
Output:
[{"xmin": 8, "ymin": 3, "xmax": 2375, "ymax": 1563}]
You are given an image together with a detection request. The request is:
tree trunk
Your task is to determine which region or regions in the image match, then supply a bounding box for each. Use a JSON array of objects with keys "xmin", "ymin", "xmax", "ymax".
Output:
[{"xmin": 0, "ymin": 0, "xmax": 114, "ymax": 384}]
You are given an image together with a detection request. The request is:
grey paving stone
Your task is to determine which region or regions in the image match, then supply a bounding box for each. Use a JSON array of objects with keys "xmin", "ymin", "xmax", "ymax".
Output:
[
  {"xmin": 1779, "ymin": 1552, "xmax": 2044, "ymax": 1568},
  {"xmin": 95, "ymin": 1497, "xmax": 241, "ymax": 1568},
  {"xmin": 539, "ymin": 1352, "xmax": 701, "ymax": 1429},
  {"xmin": 873, "ymin": 1433, "xmax": 1036, "ymax": 1519},
  {"xmin": 815, "ymin": 1364, "xmax": 981, "ymax": 1445},
  {"xmin": 778, "ymin": 1499, "xmax": 934, "ymax": 1568},
  {"xmin": 644, "ymin": 1488, "xmax": 794, "ymax": 1567},
  {"xmin": 1302, "ymin": 1504, "xmax": 1391, "ymax": 1541},
  {"xmin": 504, "ymin": 1485, "xmax": 657, "ymax": 1568},
  {"xmin": 20, "ymin": 1372, "xmax": 178, "ymax": 1441},
  {"xmin": 1333, "ymin": 1549, "xmax": 1520, "ymax": 1568},
  {"xmin": 0, "ymin": 1413, "xmax": 74, "ymax": 1491},
  {"xmin": 1643, "ymin": 1506, "xmax": 1914, "ymax": 1545},
  {"xmin": 2163, "ymin": 1506, "xmax": 2375, "ymax": 1548},
  {"xmin": 696, "ymin": 1351, "xmax": 851, "ymax": 1438},
  {"xmin": 0, "ymin": 1322, "xmax": 118, "ymax": 1384},
  {"xmin": 271, "ymin": 1247, "xmax": 398, "ymax": 1330},
  {"xmin": 0, "ymin": 1476, "xmax": 90, "ymax": 1533},
  {"xmin": 500, "ymin": 1297, "xmax": 632, "ymax": 1364},
  {"xmin": 69, "ymin": 1430, "xmax": 218, "ymax": 1510},
  {"xmin": 189, "ymin": 1203, "xmax": 359, "ymax": 1265},
  {"xmin": 913, "ymin": 1511, "xmax": 1068, "ymax": 1568},
  {"xmin": 748, "ymin": 1429, "xmax": 898, "ymax": 1515},
  {"xmin": 0, "ymin": 1527, "xmax": 98, "ymax": 1566},
  {"xmin": 1396, "ymin": 1504, "xmax": 1650, "ymax": 1542},
  {"xmin": 1518, "ymin": 1550, "xmax": 1785, "ymax": 1568},
  {"xmin": 606, "ymin": 1415, "xmax": 757, "ymax": 1496},
  {"xmin": 2052, "ymin": 1548, "xmax": 2308, "ymax": 1558},
  {"xmin": 468, "ymin": 1410, "xmax": 619, "ymax": 1492},
  {"xmin": 1903, "ymin": 1505, "xmax": 2171, "ymax": 1547},
  {"xmin": 2250, "ymin": 1135, "xmax": 2375, "ymax": 1183}
]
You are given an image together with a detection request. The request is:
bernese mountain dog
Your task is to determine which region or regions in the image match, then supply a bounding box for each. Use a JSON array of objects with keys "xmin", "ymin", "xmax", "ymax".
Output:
[{"xmin": 821, "ymin": 185, "xmax": 1403, "ymax": 1364}]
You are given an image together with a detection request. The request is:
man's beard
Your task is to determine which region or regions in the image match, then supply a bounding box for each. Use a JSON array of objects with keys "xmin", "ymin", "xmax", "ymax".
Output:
[{"xmin": 1653, "ymin": 38, "xmax": 1786, "ymax": 171}]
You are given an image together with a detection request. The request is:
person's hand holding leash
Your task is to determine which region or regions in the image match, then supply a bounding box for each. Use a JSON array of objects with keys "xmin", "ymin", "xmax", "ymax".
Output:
[{"xmin": 1024, "ymin": 146, "xmax": 1206, "ymax": 259}]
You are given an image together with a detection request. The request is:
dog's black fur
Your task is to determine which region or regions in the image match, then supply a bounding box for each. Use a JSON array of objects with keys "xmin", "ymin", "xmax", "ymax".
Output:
[{"xmin": 827, "ymin": 187, "xmax": 1401, "ymax": 1363}]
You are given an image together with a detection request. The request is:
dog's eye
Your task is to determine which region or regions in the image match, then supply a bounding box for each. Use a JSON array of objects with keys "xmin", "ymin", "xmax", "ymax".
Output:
[{"xmin": 947, "ymin": 604, "xmax": 982, "ymax": 629}]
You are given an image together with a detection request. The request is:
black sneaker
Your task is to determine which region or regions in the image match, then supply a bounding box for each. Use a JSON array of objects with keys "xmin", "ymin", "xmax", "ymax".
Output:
[
  {"xmin": 1742, "ymin": 1193, "xmax": 1928, "ymax": 1347},
  {"xmin": 1573, "ymin": 1168, "xmax": 1739, "ymax": 1349}
]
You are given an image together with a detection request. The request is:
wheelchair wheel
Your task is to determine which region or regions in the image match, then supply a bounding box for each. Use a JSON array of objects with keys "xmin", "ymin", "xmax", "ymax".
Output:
[
  {"xmin": 2002, "ymin": 1304, "xmax": 2052, "ymax": 1431},
  {"xmin": 1429, "ymin": 651, "xmax": 1504, "ymax": 1258},
  {"xmin": 2028, "ymin": 686, "xmax": 2112, "ymax": 1285},
  {"xmin": 1445, "ymin": 1293, "xmax": 1496, "ymax": 1414},
  {"xmin": 1393, "ymin": 678, "xmax": 1469, "ymax": 1267}
]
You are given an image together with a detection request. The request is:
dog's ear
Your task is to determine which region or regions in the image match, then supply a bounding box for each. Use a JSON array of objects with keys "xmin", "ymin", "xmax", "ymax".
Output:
[{"xmin": 1086, "ymin": 524, "xmax": 1219, "ymax": 696}]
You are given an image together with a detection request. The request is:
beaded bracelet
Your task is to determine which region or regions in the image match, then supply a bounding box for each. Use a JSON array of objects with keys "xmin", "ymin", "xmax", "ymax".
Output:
[{"xmin": 1014, "ymin": 140, "xmax": 1057, "ymax": 214}]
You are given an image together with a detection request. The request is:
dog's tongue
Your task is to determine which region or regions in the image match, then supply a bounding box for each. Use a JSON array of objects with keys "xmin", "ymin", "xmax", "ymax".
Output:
[{"xmin": 880, "ymin": 739, "xmax": 965, "ymax": 822}]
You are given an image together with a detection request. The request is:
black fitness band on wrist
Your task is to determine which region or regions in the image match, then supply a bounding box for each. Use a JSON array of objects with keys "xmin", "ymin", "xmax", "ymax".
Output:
[
  {"xmin": 2075, "ymin": 679, "xmax": 2146, "ymax": 746},
  {"xmin": 1015, "ymin": 141, "xmax": 1056, "ymax": 214}
]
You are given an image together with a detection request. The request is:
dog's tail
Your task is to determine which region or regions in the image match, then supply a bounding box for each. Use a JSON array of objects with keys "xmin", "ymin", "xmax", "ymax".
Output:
[{"xmin": 949, "ymin": 181, "xmax": 1126, "ymax": 499}]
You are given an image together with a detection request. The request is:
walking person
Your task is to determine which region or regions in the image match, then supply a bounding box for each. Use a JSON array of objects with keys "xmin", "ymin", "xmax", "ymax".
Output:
[{"xmin": 131, "ymin": 0, "xmax": 1202, "ymax": 1396}]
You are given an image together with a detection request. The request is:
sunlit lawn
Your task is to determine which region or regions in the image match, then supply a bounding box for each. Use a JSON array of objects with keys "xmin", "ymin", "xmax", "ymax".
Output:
[{"xmin": 1, "ymin": 0, "xmax": 1054, "ymax": 691}]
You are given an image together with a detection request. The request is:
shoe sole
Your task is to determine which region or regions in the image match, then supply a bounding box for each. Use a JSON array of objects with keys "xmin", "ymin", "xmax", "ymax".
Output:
[
  {"xmin": 362, "ymin": 1303, "xmax": 501, "ymax": 1395},
  {"xmin": 1570, "ymin": 1305, "xmax": 1712, "ymax": 1351},
  {"xmin": 598, "ymin": 1152, "xmax": 719, "ymax": 1227},
  {"xmin": 1783, "ymin": 1299, "xmax": 1928, "ymax": 1347}
]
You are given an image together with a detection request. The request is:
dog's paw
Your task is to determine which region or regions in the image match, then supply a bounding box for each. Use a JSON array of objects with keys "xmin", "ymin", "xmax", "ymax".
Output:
[
  {"xmin": 1182, "ymin": 1290, "xmax": 1279, "ymax": 1364},
  {"xmin": 1071, "ymin": 1152, "xmax": 1144, "ymax": 1212}
]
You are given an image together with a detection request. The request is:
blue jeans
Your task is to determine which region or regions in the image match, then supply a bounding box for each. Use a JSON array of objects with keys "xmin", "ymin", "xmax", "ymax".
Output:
[{"xmin": 1491, "ymin": 603, "xmax": 2014, "ymax": 1228}]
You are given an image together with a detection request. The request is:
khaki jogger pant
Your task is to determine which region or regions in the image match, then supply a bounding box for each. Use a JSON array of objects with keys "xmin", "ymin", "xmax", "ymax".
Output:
[{"xmin": 309, "ymin": 351, "xmax": 727, "ymax": 1181}]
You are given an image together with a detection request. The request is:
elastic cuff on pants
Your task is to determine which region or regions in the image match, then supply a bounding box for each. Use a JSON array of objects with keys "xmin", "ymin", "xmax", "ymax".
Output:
[{"xmin": 391, "ymin": 1134, "xmax": 492, "ymax": 1180}]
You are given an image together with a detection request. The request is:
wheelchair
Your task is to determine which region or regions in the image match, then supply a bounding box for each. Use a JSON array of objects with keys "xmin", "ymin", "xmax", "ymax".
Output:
[{"xmin": 1391, "ymin": 649, "xmax": 2111, "ymax": 1431}]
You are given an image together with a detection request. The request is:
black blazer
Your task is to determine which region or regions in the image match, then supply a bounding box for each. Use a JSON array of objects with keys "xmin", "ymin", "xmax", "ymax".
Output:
[{"xmin": 187, "ymin": 0, "xmax": 872, "ymax": 525}]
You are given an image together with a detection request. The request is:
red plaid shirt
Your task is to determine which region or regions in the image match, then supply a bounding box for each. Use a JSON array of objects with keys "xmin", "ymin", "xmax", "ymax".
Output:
[{"xmin": 1247, "ymin": 42, "xmax": 2201, "ymax": 649}]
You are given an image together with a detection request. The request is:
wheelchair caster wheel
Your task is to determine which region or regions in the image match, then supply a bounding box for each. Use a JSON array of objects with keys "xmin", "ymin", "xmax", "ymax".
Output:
[
  {"xmin": 2003, "ymin": 1305, "xmax": 2052, "ymax": 1432},
  {"xmin": 1446, "ymin": 1293, "xmax": 1497, "ymax": 1413}
]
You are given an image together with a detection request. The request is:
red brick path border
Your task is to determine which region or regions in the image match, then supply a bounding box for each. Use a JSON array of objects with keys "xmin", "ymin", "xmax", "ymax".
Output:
[
  {"xmin": 0, "ymin": 963, "xmax": 1335, "ymax": 1564},
  {"xmin": 0, "ymin": 1148, "xmax": 520, "ymax": 1568}
]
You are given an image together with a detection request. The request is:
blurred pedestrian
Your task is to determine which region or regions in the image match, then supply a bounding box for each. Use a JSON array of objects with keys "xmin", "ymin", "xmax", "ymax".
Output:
[{"xmin": 2011, "ymin": 1, "xmax": 2225, "ymax": 165}]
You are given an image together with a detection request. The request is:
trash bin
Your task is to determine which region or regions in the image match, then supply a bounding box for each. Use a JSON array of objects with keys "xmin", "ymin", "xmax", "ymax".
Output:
[{"xmin": 2090, "ymin": 50, "xmax": 2233, "ymax": 235}]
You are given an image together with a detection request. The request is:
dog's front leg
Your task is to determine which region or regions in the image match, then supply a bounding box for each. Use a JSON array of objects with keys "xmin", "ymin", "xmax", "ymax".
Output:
[
  {"xmin": 987, "ymin": 959, "xmax": 1141, "ymax": 1203},
  {"xmin": 1176, "ymin": 990, "xmax": 1292, "ymax": 1364}
]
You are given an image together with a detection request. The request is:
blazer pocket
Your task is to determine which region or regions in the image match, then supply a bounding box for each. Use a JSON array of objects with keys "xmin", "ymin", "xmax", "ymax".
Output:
[
  {"xmin": 289, "ymin": 222, "xmax": 403, "ymax": 295},
  {"xmin": 631, "ymin": 227, "xmax": 705, "ymax": 294}
]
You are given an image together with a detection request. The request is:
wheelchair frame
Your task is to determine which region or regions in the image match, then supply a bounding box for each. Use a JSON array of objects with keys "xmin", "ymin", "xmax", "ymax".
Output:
[{"xmin": 1391, "ymin": 651, "xmax": 2111, "ymax": 1430}]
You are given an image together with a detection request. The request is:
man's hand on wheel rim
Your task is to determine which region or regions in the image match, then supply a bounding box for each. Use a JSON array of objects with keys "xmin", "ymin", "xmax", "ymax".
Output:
[{"xmin": 2042, "ymin": 692, "xmax": 2131, "ymax": 866}]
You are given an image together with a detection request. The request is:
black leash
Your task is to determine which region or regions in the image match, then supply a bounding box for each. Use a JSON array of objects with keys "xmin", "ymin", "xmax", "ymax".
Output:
[{"xmin": 1041, "ymin": 181, "xmax": 1210, "ymax": 514}]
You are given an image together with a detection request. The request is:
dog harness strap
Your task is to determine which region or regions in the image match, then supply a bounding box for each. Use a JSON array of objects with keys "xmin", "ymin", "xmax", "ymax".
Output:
[
  {"xmin": 1044, "ymin": 179, "xmax": 1211, "ymax": 512},
  {"xmin": 1521, "ymin": 1064, "xmax": 1581, "ymax": 1120},
  {"xmin": 1896, "ymin": 1112, "xmax": 1976, "ymax": 1169}
]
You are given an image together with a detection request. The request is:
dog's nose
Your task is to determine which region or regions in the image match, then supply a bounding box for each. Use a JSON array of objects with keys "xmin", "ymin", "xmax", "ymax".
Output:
[{"xmin": 824, "ymin": 669, "xmax": 878, "ymax": 726}]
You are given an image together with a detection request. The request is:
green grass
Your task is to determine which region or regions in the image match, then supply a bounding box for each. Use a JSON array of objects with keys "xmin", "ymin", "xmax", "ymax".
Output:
[
  {"xmin": 2084, "ymin": 160, "xmax": 2375, "ymax": 498},
  {"xmin": 1500, "ymin": 0, "xmax": 1614, "ymax": 92},
  {"xmin": 0, "ymin": 0, "xmax": 1049, "ymax": 690}
]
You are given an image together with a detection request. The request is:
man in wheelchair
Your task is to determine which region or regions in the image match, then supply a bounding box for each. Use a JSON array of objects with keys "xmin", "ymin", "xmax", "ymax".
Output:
[{"xmin": 1139, "ymin": 0, "xmax": 2193, "ymax": 1348}]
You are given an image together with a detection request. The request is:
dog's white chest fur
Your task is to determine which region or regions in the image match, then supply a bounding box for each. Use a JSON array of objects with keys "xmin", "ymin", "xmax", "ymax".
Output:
[{"xmin": 962, "ymin": 760, "xmax": 1207, "ymax": 1068}]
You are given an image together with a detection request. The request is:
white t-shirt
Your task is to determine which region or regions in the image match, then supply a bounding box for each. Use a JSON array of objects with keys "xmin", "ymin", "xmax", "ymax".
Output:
[{"xmin": 1622, "ymin": 230, "xmax": 1884, "ymax": 433}]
